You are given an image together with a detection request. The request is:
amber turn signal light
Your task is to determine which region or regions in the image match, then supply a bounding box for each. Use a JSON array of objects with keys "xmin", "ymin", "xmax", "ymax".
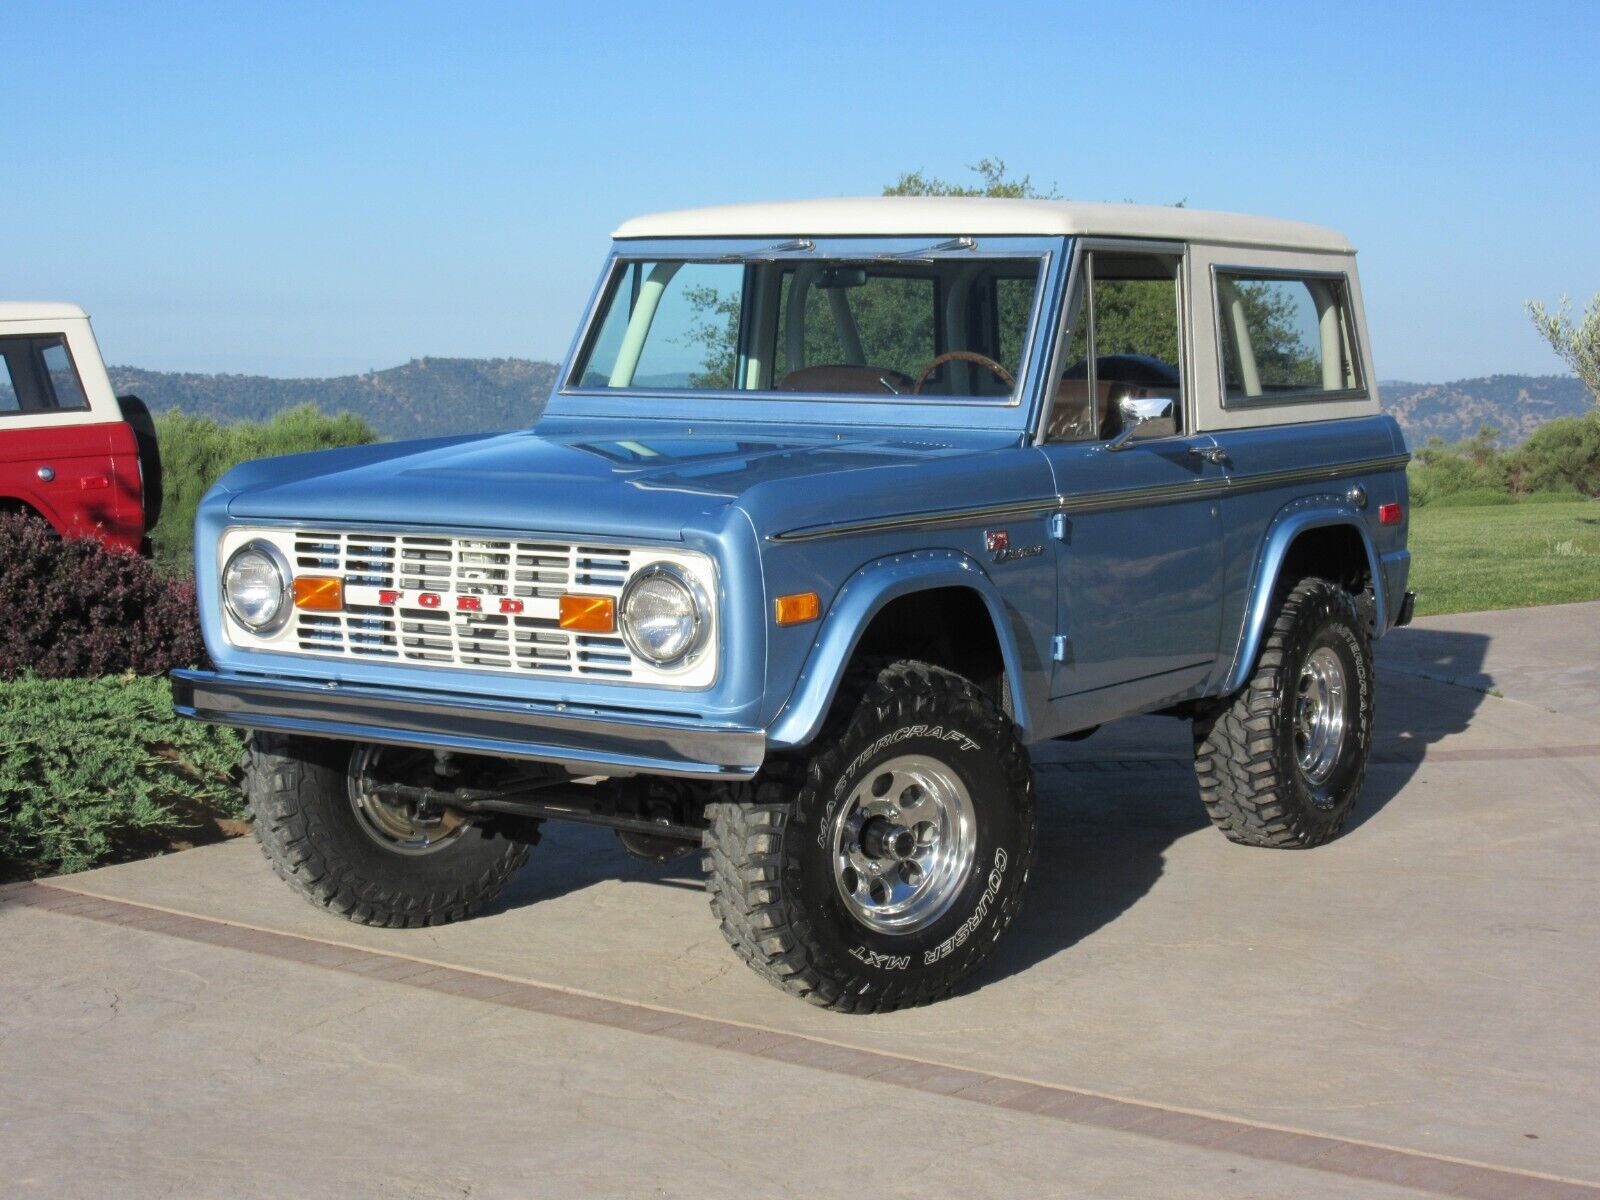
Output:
[
  {"xmin": 292, "ymin": 576, "xmax": 344, "ymax": 612},
  {"xmin": 774, "ymin": 592, "xmax": 821, "ymax": 626},
  {"xmin": 559, "ymin": 593, "xmax": 616, "ymax": 632}
]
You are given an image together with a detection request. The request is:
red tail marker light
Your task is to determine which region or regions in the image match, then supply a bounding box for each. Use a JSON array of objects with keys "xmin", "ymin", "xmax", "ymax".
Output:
[{"xmin": 1379, "ymin": 503, "xmax": 1403, "ymax": 526}]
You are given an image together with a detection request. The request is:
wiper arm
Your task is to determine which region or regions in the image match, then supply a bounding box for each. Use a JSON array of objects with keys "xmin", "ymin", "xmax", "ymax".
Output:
[
  {"xmin": 732, "ymin": 236, "xmax": 819, "ymax": 260},
  {"xmin": 878, "ymin": 236, "xmax": 978, "ymax": 261}
]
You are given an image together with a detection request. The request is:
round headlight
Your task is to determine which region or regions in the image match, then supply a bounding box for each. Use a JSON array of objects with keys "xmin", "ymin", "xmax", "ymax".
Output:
[
  {"xmin": 223, "ymin": 540, "xmax": 291, "ymax": 633},
  {"xmin": 620, "ymin": 563, "xmax": 705, "ymax": 666}
]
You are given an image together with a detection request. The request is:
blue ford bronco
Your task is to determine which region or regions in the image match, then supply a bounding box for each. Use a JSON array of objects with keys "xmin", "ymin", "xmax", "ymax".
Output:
[{"xmin": 174, "ymin": 198, "xmax": 1413, "ymax": 1012}]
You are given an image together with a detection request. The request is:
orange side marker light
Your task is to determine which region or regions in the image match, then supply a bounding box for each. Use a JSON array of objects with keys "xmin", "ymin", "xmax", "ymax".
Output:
[{"xmin": 774, "ymin": 592, "xmax": 821, "ymax": 626}]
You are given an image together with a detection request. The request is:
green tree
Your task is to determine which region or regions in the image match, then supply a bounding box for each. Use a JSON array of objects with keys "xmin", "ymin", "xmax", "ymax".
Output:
[
  {"xmin": 1525, "ymin": 293, "xmax": 1600, "ymax": 403},
  {"xmin": 883, "ymin": 158, "xmax": 1060, "ymax": 199}
]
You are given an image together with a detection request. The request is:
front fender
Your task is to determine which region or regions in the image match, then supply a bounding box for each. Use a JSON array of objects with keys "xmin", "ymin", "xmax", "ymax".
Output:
[
  {"xmin": 766, "ymin": 549, "xmax": 1037, "ymax": 749},
  {"xmin": 1222, "ymin": 501, "xmax": 1384, "ymax": 695}
]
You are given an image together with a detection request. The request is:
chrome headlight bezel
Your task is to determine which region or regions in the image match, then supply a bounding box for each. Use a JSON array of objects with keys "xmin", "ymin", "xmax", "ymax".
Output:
[
  {"xmin": 618, "ymin": 561, "xmax": 708, "ymax": 668},
  {"xmin": 222, "ymin": 538, "xmax": 292, "ymax": 634}
]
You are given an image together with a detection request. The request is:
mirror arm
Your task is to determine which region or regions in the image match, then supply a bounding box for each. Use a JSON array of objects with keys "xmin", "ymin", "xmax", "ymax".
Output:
[{"xmin": 1103, "ymin": 421, "xmax": 1142, "ymax": 452}]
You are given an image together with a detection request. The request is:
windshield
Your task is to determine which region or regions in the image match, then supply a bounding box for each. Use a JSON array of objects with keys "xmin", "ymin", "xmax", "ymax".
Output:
[{"xmin": 570, "ymin": 255, "xmax": 1043, "ymax": 400}]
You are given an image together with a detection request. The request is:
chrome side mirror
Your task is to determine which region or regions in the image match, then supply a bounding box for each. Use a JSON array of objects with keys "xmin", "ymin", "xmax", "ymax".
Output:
[{"xmin": 1105, "ymin": 395, "xmax": 1177, "ymax": 451}]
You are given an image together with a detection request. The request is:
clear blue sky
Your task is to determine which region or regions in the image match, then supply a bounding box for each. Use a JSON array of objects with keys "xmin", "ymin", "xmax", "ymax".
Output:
[{"xmin": 6, "ymin": 0, "xmax": 1596, "ymax": 382}]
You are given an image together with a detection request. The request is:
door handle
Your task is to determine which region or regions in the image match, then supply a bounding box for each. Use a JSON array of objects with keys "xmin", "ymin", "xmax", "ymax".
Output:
[
  {"xmin": 1189, "ymin": 446, "xmax": 1229, "ymax": 466},
  {"xmin": 36, "ymin": 465, "xmax": 55, "ymax": 483}
]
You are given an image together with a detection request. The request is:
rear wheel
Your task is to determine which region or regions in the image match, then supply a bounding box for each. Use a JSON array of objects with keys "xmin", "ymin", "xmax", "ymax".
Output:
[
  {"xmin": 246, "ymin": 734, "xmax": 532, "ymax": 927},
  {"xmin": 1194, "ymin": 577, "xmax": 1375, "ymax": 847},
  {"xmin": 704, "ymin": 661, "xmax": 1036, "ymax": 1012}
]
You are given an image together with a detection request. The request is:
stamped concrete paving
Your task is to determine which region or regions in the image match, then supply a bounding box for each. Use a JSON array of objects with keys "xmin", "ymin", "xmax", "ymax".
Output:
[{"xmin": 3, "ymin": 605, "xmax": 1598, "ymax": 1198}]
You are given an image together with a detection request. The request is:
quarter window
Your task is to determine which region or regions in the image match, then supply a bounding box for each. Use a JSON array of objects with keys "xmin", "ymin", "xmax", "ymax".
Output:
[
  {"xmin": 1215, "ymin": 272, "xmax": 1362, "ymax": 402},
  {"xmin": 0, "ymin": 334, "xmax": 91, "ymax": 416}
]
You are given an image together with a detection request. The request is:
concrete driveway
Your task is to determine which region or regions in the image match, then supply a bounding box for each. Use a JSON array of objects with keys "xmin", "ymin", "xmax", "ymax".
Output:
[{"xmin": 4, "ymin": 604, "xmax": 1598, "ymax": 1199}]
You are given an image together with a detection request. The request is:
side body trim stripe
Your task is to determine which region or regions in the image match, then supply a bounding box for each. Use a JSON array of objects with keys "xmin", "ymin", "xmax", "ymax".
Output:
[{"xmin": 769, "ymin": 453, "xmax": 1411, "ymax": 542}]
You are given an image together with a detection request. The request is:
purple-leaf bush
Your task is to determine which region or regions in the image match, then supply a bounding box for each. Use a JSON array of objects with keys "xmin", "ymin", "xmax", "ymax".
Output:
[{"xmin": 0, "ymin": 513, "xmax": 207, "ymax": 679}]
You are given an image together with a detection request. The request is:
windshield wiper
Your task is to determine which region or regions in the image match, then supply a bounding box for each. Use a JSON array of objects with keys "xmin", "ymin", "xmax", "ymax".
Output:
[
  {"xmin": 878, "ymin": 236, "xmax": 978, "ymax": 262},
  {"xmin": 723, "ymin": 239, "xmax": 816, "ymax": 261}
]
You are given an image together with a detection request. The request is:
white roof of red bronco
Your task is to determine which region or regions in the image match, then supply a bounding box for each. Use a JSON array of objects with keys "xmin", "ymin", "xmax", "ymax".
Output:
[
  {"xmin": 614, "ymin": 198, "xmax": 1353, "ymax": 253},
  {"xmin": 0, "ymin": 302, "xmax": 89, "ymax": 322}
]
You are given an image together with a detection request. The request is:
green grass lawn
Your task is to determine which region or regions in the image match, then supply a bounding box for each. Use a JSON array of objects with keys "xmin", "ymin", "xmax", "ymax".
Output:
[{"xmin": 1408, "ymin": 499, "xmax": 1600, "ymax": 616}]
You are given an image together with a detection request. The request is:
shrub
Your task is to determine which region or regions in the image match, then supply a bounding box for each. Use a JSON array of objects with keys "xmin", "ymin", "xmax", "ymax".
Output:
[
  {"xmin": 153, "ymin": 404, "xmax": 379, "ymax": 573},
  {"xmin": 0, "ymin": 674, "xmax": 244, "ymax": 877},
  {"xmin": 1503, "ymin": 410, "xmax": 1600, "ymax": 498},
  {"xmin": 0, "ymin": 513, "xmax": 207, "ymax": 679},
  {"xmin": 1407, "ymin": 411, "xmax": 1600, "ymax": 503}
]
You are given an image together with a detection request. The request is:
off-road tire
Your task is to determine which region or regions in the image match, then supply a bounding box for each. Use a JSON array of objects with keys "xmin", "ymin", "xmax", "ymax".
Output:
[
  {"xmin": 116, "ymin": 394, "xmax": 162, "ymax": 532},
  {"xmin": 704, "ymin": 661, "xmax": 1037, "ymax": 1013},
  {"xmin": 245, "ymin": 733, "xmax": 531, "ymax": 927},
  {"xmin": 1194, "ymin": 577, "xmax": 1375, "ymax": 847}
]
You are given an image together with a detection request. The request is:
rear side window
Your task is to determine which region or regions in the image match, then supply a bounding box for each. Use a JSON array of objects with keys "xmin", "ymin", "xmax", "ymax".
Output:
[
  {"xmin": 1214, "ymin": 272, "xmax": 1363, "ymax": 403},
  {"xmin": 0, "ymin": 334, "xmax": 91, "ymax": 415}
]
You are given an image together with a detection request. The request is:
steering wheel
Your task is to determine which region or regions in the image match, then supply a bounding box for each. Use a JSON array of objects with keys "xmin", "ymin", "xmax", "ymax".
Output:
[{"xmin": 911, "ymin": 351, "xmax": 1015, "ymax": 395}]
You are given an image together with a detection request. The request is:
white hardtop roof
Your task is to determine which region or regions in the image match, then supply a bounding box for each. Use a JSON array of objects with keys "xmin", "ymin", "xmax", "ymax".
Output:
[
  {"xmin": 614, "ymin": 197, "xmax": 1353, "ymax": 253},
  {"xmin": 0, "ymin": 301, "xmax": 88, "ymax": 323}
]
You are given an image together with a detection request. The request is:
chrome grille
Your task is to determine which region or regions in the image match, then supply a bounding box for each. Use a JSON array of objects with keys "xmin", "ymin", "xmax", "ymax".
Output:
[{"xmin": 289, "ymin": 531, "xmax": 637, "ymax": 678}]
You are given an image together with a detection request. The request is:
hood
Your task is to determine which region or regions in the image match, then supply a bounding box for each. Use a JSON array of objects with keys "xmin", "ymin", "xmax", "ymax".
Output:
[{"xmin": 220, "ymin": 423, "xmax": 1017, "ymax": 542}]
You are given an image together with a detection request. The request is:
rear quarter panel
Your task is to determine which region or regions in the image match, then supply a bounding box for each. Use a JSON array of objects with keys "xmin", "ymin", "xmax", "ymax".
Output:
[{"xmin": 0, "ymin": 315, "xmax": 143, "ymax": 550}]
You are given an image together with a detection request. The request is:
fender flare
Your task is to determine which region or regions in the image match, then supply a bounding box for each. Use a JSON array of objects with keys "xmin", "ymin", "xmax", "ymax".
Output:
[
  {"xmin": 1222, "ymin": 500, "xmax": 1384, "ymax": 695},
  {"xmin": 766, "ymin": 548, "xmax": 1036, "ymax": 749}
]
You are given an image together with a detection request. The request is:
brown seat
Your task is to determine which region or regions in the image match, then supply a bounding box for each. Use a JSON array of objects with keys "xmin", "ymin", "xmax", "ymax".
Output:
[
  {"xmin": 776, "ymin": 364, "xmax": 913, "ymax": 395},
  {"xmin": 1048, "ymin": 378, "xmax": 1116, "ymax": 441}
]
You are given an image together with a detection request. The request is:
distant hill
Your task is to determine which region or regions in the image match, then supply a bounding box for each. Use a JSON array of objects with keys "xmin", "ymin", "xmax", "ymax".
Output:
[
  {"xmin": 110, "ymin": 358, "xmax": 1590, "ymax": 447},
  {"xmin": 108, "ymin": 357, "xmax": 560, "ymax": 440},
  {"xmin": 1380, "ymin": 374, "xmax": 1592, "ymax": 448}
]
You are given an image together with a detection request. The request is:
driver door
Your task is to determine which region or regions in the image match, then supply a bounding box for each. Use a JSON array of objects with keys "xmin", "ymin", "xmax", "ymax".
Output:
[{"xmin": 1038, "ymin": 246, "xmax": 1226, "ymax": 717}]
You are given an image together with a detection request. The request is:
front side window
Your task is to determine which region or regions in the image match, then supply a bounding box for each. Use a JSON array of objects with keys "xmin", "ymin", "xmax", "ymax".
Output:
[
  {"xmin": 1046, "ymin": 252, "xmax": 1184, "ymax": 442},
  {"xmin": 0, "ymin": 334, "xmax": 91, "ymax": 416},
  {"xmin": 571, "ymin": 255, "xmax": 1043, "ymax": 400},
  {"xmin": 1215, "ymin": 272, "xmax": 1362, "ymax": 402}
]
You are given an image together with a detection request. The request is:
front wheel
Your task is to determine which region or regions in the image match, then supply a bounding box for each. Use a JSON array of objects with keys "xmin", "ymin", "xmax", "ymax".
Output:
[
  {"xmin": 1194, "ymin": 577, "xmax": 1375, "ymax": 847},
  {"xmin": 246, "ymin": 734, "xmax": 532, "ymax": 927},
  {"xmin": 704, "ymin": 661, "xmax": 1037, "ymax": 1012}
]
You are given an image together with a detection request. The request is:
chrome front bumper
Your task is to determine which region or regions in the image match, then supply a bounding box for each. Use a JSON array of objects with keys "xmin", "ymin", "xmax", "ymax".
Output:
[{"xmin": 170, "ymin": 669, "xmax": 765, "ymax": 780}]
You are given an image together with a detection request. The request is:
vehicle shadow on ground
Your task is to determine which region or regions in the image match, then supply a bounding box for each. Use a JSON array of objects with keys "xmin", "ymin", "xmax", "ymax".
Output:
[
  {"xmin": 482, "ymin": 629, "xmax": 1493, "ymax": 986},
  {"xmin": 1350, "ymin": 627, "xmax": 1494, "ymax": 834},
  {"xmin": 487, "ymin": 821, "xmax": 704, "ymax": 913},
  {"xmin": 979, "ymin": 629, "xmax": 1494, "ymax": 987}
]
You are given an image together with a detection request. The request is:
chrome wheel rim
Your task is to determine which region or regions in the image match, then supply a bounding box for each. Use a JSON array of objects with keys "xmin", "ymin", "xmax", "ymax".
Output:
[
  {"xmin": 830, "ymin": 754, "xmax": 977, "ymax": 935},
  {"xmin": 348, "ymin": 746, "xmax": 466, "ymax": 856},
  {"xmin": 1294, "ymin": 647, "xmax": 1348, "ymax": 787}
]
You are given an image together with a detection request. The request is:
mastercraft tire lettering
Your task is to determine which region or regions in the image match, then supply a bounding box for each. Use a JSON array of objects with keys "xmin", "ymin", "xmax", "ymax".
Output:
[{"xmin": 704, "ymin": 661, "xmax": 1038, "ymax": 1013}]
